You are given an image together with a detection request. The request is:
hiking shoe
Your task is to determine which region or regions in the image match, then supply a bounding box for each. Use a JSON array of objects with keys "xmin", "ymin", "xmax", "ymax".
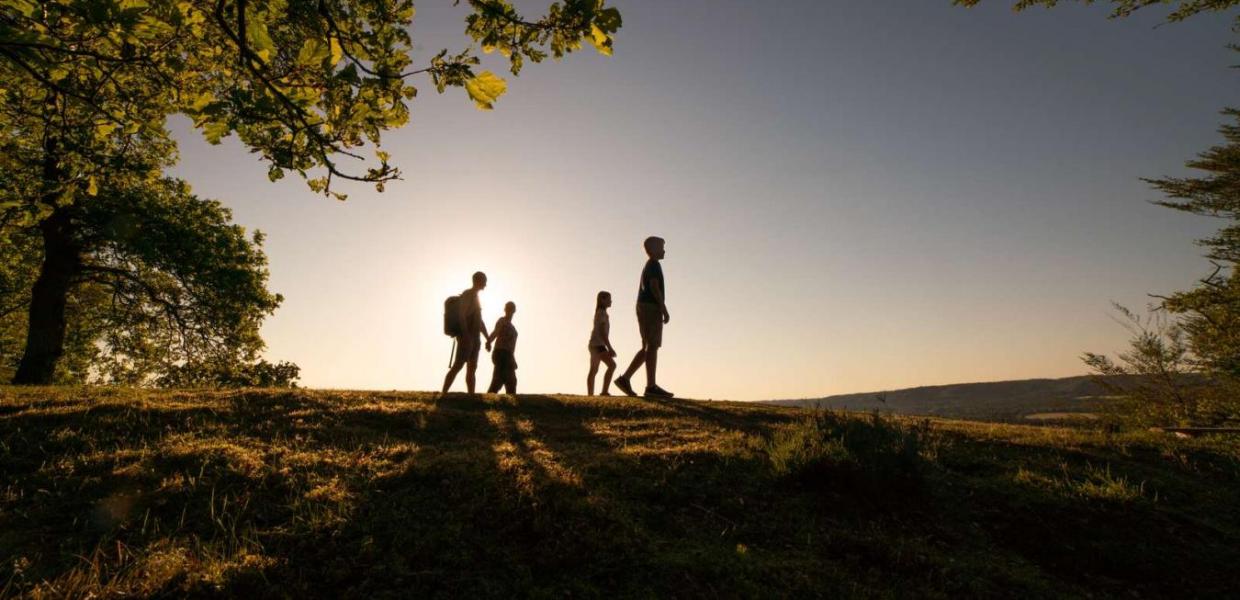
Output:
[
  {"xmin": 613, "ymin": 376, "xmax": 637, "ymax": 397},
  {"xmin": 644, "ymin": 385, "xmax": 674, "ymax": 399}
]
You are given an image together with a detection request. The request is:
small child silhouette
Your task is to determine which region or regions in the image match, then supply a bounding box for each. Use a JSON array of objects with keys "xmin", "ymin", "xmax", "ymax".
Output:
[
  {"xmin": 587, "ymin": 291, "xmax": 617, "ymax": 396},
  {"xmin": 486, "ymin": 301, "xmax": 518, "ymax": 394}
]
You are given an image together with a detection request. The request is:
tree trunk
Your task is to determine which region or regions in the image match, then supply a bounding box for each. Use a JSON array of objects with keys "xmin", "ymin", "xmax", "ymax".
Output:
[{"xmin": 13, "ymin": 206, "xmax": 80, "ymax": 384}]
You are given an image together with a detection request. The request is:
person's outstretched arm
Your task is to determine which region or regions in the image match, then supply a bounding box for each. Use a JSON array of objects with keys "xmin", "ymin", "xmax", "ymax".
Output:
[{"xmin": 486, "ymin": 318, "xmax": 500, "ymax": 350}]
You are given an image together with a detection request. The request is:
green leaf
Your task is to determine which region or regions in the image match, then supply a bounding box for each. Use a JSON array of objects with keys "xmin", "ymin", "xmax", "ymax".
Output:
[
  {"xmin": 464, "ymin": 71, "xmax": 506, "ymax": 110},
  {"xmin": 190, "ymin": 91, "xmax": 215, "ymax": 112},
  {"xmin": 330, "ymin": 37, "xmax": 343, "ymax": 66},
  {"xmin": 204, "ymin": 121, "xmax": 230, "ymax": 144},
  {"xmin": 246, "ymin": 18, "xmax": 276, "ymax": 63},
  {"xmin": 589, "ymin": 24, "xmax": 612, "ymax": 56},
  {"xmin": 298, "ymin": 38, "xmax": 328, "ymax": 66},
  {"xmin": 9, "ymin": 0, "xmax": 36, "ymax": 17}
]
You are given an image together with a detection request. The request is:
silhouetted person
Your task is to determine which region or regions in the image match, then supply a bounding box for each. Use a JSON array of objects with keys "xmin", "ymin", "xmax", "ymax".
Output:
[
  {"xmin": 587, "ymin": 291, "xmax": 617, "ymax": 396},
  {"xmin": 487, "ymin": 301, "xmax": 518, "ymax": 394},
  {"xmin": 614, "ymin": 237, "xmax": 673, "ymax": 398},
  {"xmin": 442, "ymin": 271, "xmax": 490, "ymax": 394}
]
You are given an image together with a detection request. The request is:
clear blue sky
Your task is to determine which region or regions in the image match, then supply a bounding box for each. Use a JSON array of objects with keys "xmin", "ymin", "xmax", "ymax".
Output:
[{"xmin": 169, "ymin": 0, "xmax": 1238, "ymax": 399}]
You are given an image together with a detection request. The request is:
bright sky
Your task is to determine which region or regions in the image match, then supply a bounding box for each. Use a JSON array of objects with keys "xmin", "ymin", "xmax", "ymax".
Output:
[{"xmin": 168, "ymin": 0, "xmax": 1237, "ymax": 401}]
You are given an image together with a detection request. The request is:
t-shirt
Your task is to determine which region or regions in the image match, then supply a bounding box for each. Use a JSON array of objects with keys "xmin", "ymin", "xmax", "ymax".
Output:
[
  {"xmin": 589, "ymin": 308, "xmax": 609, "ymax": 348},
  {"xmin": 459, "ymin": 288, "xmax": 483, "ymax": 338},
  {"xmin": 493, "ymin": 316, "xmax": 518, "ymax": 352},
  {"xmin": 637, "ymin": 259, "xmax": 664, "ymax": 305}
]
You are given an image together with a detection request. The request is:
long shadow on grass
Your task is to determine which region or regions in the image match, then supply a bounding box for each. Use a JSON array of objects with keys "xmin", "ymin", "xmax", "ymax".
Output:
[
  {"xmin": 215, "ymin": 392, "xmax": 667, "ymax": 597},
  {"xmin": 255, "ymin": 393, "xmax": 809, "ymax": 597}
]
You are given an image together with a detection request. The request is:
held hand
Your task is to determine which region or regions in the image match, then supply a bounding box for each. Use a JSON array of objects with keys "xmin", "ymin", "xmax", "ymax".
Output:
[
  {"xmin": 608, "ymin": 349, "xmax": 617, "ymax": 358},
  {"xmin": 662, "ymin": 307, "xmax": 670, "ymax": 324},
  {"xmin": 485, "ymin": 341, "xmax": 492, "ymax": 352}
]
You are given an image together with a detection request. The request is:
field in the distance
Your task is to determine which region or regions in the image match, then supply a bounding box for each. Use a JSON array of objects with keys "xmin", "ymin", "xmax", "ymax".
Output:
[{"xmin": 2, "ymin": 387, "xmax": 1239, "ymax": 598}]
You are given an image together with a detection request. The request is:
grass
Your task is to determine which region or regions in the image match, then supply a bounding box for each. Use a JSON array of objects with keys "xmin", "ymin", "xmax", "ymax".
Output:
[{"xmin": 1, "ymin": 387, "xmax": 1238, "ymax": 598}]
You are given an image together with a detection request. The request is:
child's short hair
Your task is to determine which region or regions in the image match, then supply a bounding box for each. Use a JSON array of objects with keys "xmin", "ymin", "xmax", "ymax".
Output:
[
  {"xmin": 505, "ymin": 301, "xmax": 516, "ymax": 312},
  {"xmin": 643, "ymin": 236, "xmax": 664, "ymax": 255},
  {"xmin": 596, "ymin": 290, "xmax": 611, "ymax": 310}
]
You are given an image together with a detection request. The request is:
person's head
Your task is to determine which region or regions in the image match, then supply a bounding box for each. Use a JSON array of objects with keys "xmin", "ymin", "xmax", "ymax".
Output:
[
  {"xmin": 472, "ymin": 271, "xmax": 487, "ymax": 290},
  {"xmin": 504, "ymin": 301, "xmax": 516, "ymax": 316},
  {"xmin": 643, "ymin": 236, "xmax": 666, "ymax": 260},
  {"xmin": 596, "ymin": 291, "xmax": 612, "ymax": 310}
]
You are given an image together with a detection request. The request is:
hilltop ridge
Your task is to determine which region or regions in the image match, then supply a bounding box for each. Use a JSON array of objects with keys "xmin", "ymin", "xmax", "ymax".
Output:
[{"xmin": 2, "ymin": 387, "xmax": 1238, "ymax": 598}]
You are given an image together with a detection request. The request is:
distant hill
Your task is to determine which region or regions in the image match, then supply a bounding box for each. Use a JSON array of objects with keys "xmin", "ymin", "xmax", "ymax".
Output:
[{"xmin": 762, "ymin": 375, "xmax": 1138, "ymax": 422}]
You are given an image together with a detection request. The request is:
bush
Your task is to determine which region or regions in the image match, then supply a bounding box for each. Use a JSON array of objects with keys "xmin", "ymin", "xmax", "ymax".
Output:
[
  {"xmin": 1082, "ymin": 304, "xmax": 1219, "ymax": 427},
  {"xmin": 766, "ymin": 411, "xmax": 928, "ymax": 498},
  {"xmin": 156, "ymin": 359, "xmax": 301, "ymax": 388}
]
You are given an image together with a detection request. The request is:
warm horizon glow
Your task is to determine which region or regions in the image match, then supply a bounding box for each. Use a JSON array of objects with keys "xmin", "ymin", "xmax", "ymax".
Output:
[{"xmin": 167, "ymin": 1, "xmax": 1235, "ymax": 400}]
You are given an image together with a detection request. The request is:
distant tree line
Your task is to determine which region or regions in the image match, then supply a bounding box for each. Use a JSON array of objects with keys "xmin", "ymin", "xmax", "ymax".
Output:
[{"xmin": 0, "ymin": 0, "xmax": 621, "ymax": 386}]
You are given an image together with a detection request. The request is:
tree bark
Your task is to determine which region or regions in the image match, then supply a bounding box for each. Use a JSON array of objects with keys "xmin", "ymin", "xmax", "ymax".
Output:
[
  {"xmin": 12, "ymin": 206, "xmax": 80, "ymax": 384},
  {"xmin": 13, "ymin": 99, "xmax": 78, "ymax": 385}
]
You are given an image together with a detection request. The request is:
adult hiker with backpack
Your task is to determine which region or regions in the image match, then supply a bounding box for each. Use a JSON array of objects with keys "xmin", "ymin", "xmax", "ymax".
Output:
[{"xmin": 442, "ymin": 271, "xmax": 491, "ymax": 394}]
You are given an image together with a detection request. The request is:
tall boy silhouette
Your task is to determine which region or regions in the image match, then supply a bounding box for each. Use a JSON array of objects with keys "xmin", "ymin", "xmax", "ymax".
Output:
[{"xmin": 614, "ymin": 237, "xmax": 673, "ymax": 398}]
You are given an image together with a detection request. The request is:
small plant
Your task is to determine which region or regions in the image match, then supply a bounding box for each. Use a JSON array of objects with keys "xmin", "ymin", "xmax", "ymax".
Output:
[{"xmin": 765, "ymin": 411, "xmax": 928, "ymax": 497}]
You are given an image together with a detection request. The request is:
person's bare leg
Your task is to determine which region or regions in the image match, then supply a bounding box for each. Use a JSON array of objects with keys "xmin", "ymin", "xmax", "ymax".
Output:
[
  {"xmin": 621, "ymin": 348, "xmax": 645, "ymax": 380},
  {"xmin": 602, "ymin": 356, "xmax": 616, "ymax": 394},
  {"xmin": 442, "ymin": 363, "xmax": 463, "ymax": 393},
  {"xmin": 644, "ymin": 347, "xmax": 659, "ymax": 389},
  {"xmin": 488, "ymin": 367, "xmax": 502, "ymax": 393},
  {"xmin": 587, "ymin": 354, "xmax": 601, "ymax": 396},
  {"xmin": 505, "ymin": 370, "xmax": 516, "ymax": 394},
  {"xmin": 465, "ymin": 361, "xmax": 477, "ymax": 394}
]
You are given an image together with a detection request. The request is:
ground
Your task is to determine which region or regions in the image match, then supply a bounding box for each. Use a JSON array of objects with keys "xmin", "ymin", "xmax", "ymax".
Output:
[{"xmin": 1, "ymin": 387, "xmax": 1238, "ymax": 598}]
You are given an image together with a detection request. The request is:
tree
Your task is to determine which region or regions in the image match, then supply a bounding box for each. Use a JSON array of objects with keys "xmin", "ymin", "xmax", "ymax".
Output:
[
  {"xmin": 952, "ymin": 0, "xmax": 1239, "ymax": 21},
  {"xmin": 1, "ymin": 0, "xmax": 621, "ymax": 193},
  {"xmin": 0, "ymin": 173, "xmax": 288, "ymax": 386},
  {"xmin": 1082, "ymin": 304, "xmax": 1212, "ymax": 425},
  {"xmin": 0, "ymin": 0, "xmax": 622, "ymax": 383},
  {"xmin": 957, "ymin": 0, "xmax": 1240, "ymax": 421},
  {"xmin": 1152, "ymin": 111, "xmax": 1240, "ymax": 379}
]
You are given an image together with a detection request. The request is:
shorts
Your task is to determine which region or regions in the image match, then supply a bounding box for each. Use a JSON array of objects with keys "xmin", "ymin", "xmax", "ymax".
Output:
[
  {"xmin": 636, "ymin": 302, "xmax": 663, "ymax": 349},
  {"xmin": 492, "ymin": 348, "xmax": 518, "ymax": 371},
  {"xmin": 453, "ymin": 336, "xmax": 481, "ymax": 367}
]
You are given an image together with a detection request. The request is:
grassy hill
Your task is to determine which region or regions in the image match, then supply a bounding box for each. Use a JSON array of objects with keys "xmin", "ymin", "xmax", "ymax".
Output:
[
  {"xmin": 763, "ymin": 375, "xmax": 1137, "ymax": 422},
  {"xmin": 2, "ymin": 387, "xmax": 1239, "ymax": 598}
]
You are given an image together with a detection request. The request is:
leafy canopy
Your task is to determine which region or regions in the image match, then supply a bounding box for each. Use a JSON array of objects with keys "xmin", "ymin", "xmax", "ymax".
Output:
[
  {"xmin": 952, "ymin": 0, "xmax": 1240, "ymax": 20},
  {"xmin": 0, "ymin": 0, "xmax": 622, "ymax": 200},
  {"xmin": 0, "ymin": 175, "xmax": 288, "ymax": 385},
  {"xmin": 1150, "ymin": 110, "xmax": 1240, "ymax": 378}
]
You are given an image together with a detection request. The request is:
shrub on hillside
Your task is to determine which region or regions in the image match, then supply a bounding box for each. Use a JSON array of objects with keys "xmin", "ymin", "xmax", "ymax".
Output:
[
  {"xmin": 156, "ymin": 359, "xmax": 301, "ymax": 388},
  {"xmin": 765, "ymin": 411, "xmax": 928, "ymax": 497},
  {"xmin": 1082, "ymin": 304, "xmax": 1232, "ymax": 427}
]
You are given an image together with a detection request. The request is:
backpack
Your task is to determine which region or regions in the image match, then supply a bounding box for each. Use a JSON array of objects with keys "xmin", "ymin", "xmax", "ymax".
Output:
[{"xmin": 443, "ymin": 295, "xmax": 463, "ymax": 337}]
